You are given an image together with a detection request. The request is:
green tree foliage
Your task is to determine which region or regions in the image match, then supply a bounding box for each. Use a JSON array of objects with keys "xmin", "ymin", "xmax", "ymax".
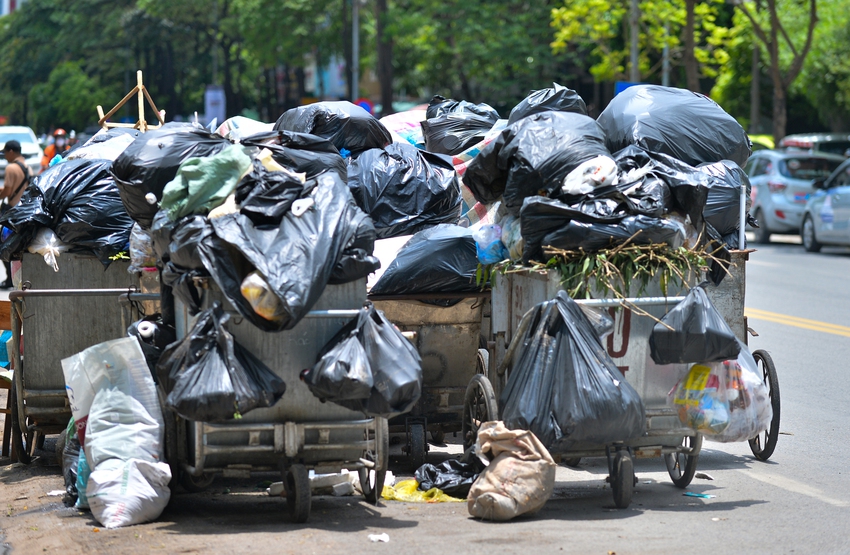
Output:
[
  {"xmin": 551, "ymin": 0, "xmax": 732, "ymax": 87},
  {"xmin": 29, "ymin": 62, "xmax": 112, "ymax": 131}
]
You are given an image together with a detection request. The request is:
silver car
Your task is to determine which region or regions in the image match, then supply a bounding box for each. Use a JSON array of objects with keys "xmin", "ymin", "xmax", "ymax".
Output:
[
  {"xmin": 744, "ymin": 150, "xmax": 845, "ymax": 243},
  {"xmin": 802, "ymin": 158, "xmax": 850, "ymax": 252},
  {"xmin": 0, "ymin": 126, "xmax": 44, "ymax": 178}
]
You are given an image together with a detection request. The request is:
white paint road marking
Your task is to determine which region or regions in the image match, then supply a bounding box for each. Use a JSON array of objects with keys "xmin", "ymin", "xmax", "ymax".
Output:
[{"xmin": 736, "ymin": 469, "xmax": 850, "ymax": 507}]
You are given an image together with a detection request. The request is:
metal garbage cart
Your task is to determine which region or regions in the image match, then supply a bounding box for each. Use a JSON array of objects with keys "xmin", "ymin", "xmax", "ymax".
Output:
[
  {"xmin": 8, "ymin": 253, "xmax": 153, "ymax": 464},
  {"xmin": 369, "ymin": 292, "xmax": 497, "ymax": 468},
  {"xmin": 489, "ymin": 249, "xmax": 781, "ymax": 509},
  {"xmin": 169, "ymin": 277, "xmax": 388, "ymax": 523}
]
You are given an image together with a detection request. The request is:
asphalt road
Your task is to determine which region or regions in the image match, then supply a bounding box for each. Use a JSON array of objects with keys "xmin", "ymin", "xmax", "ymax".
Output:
[{"xmin": 2, "ymin": 237, "xmax": 850, "ymax": 554}]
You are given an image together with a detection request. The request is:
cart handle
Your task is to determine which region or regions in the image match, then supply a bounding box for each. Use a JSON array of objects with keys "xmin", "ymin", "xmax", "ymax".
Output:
[{"xmin": 496, "ymin": 295, "xmax": 688, "ymax": 376}]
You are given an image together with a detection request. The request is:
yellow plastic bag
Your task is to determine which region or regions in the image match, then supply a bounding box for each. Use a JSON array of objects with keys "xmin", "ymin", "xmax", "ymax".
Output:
[{"xmin": 381, "ymin": 479, "xmax": 463, "ymax": 503}]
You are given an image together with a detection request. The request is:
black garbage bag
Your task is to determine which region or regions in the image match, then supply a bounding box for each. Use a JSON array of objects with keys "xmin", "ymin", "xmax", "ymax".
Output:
[
  {"xmin": 421, "ymin": 112, "xmax": 500, "ymax": 156},
  {"xmin": 156, "ymin": 303, "xmax": 286, "ymax": 422},
  {"xmin": 598, "ymin": 85, "xmax": 752, "ymax": 168},
  {"xmin": 425, "ymin": 95, "xmax": 501, "ymax": 121},
  {"xmin": 128, "ymin": 315, "xmax": 177, "ymax": 377},
  {"xmin": 206, "ymin": 170, "xmax": 376, "ymax": 331},
  {"xmin": 370, "ymin": 224, "xmax": 479, "ymax": 296},
  {"xmin": 303, "ymin": 303, "xmax": 422, "ymax": 418},
  {"xmin": 698, "ymin": 160, "xmax": 752, "ymax": 237},
  {"xmin": 500, "ymin": 291, "xmax": 646, "ymax": 451},
  {"xmin": 0, "ymin": 159, "xmax": 134, "ymax": 264},
  {"xmin": 235, "ymin": 159, "xmax": 307, "ymax": 226},
  {"xmin": 508, "ymin": 82, "xmax": 587, "ymax": 125},
  {"xmin": 273, "ymin": 101, "xmax": 391, "ymax": 154},
  {"xmin": 329, "ymin": 208, "xmax": 381, "ymax": 284},
  {"xmin": 520, "ymin": 196, "xmax": 686, "ymax": 262},
  {"xmin": 649, "ymin": 284, "xmax": 740, "ymax": 364},
  {"xmin": 347, "ymin": 142, "xmax": 461, "ymax": 238},
  {"xmin": 415, "ymin": 458, "xmax": 485, "ymax": 498},
  {"xmin": 463, "ymin": 111, "xmax": 611, "ymax": 215},
  {"xmin": 0, "ymin": 186, "xmax": 50, "ymax": 261},
  {"xmin": 240, "ymin": 129, "xmax": 347, "ymax": 179},
  {"xmin": 614, "ymin": 145, "xmax": 711, "ymax": 229},
  {"xmin": 111, "ymin": 124, "xmax": 231, "ymax": 228}
]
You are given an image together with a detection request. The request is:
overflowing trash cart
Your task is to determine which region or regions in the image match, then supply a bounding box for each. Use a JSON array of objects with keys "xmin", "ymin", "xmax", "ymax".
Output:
[{"xmin": 0, "ymin": 75, "xmax": 784, "ymax": 529}]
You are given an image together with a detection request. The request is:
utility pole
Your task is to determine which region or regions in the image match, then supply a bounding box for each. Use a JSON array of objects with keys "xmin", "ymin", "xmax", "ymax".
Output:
[
  {"xmin": 662, "ymin": 23, "xmax": 670, "ymax": 87},
  {"xmin": 629, "ymin": 0, "xmax": 639, "ymax": 82},
  {"xmin": 352, "ymin": 0, "xmax": 360, "ymax": 101}
]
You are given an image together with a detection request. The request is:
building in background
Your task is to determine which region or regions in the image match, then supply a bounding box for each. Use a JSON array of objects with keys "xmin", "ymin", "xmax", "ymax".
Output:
[{"xmin": 0, "ymin": 0, "xmax": 27, "ymax": 15}]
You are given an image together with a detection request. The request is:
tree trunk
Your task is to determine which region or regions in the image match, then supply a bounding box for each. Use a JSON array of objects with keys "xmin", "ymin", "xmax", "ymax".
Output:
[
  {"xmin": 772, "ymin": 85, "xmax": 787, "ymax": 143},
  {"xmin": 375, "ymin": 0, "xmax": 394, "ymax": 116},
  {"xmin": 295, "ymin": 66, "xmax": 306, "ymax": 104},
  {"xmin": 749, "ymin": 46, "xmax": 761, "ymax": 134},
  {"xmin": 683, "ymin": 0, "xmax": 699, "ymax": 92}
]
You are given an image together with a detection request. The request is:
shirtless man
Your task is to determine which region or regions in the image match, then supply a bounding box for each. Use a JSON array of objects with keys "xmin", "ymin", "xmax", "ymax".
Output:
[{"xmin": 1, "ymin": 140, "xmax": 32, "ymax": 288}]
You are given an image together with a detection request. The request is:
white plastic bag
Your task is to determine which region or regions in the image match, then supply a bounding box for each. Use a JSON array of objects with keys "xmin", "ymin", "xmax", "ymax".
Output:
[
  {"xmin": 668, "ymin": 343, "xmax": 772, "ymax": 443},
  {"xmin": 62, "ymin": 337, "xmax": 171, "ymax": 528},
  {"xmin": 27, "ymin": 227, "xmax": 68, "ymax": 272},
  {"xmin": 61, "ymin": 337, "xmax": 154, "ymax": 448},
  {"xmin": 561, "ymin": 155, "xmax": 619, "ymax": 195},
  {"xmin": 87, "ymin": 458, "xmax": 171, "ymax": 529}
]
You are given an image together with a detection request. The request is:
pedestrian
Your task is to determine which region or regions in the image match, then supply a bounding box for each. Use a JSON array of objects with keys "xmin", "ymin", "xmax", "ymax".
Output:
[
  {"xmin": 40, "ymin": 128, "xmax": 70, "ymax": 172},
  {"xmin": 1, "ymin": 139, "xmax": 32, "ymax": 288}
]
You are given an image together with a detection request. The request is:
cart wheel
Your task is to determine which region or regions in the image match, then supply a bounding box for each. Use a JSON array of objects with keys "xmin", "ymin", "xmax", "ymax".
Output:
[
  {"xmin": 611, "ymin": 451, "xmax": 634, "ymax": 509},
  {"xmin": 665, "ymin": 435, "xmax": 702, "ymax": 488},
  {"xmin": 359, "ymin": 468, "xmax": 387, "ymax": 504},
  {"xmin": 563, "ymin": 457, "xmax": 582, "ymax": 468},
  {"xmin": 409, "ymin": 423, "xmax": 427, "ymax": 470},
  {"xmin": 430, "ymin": 430, "xmax": 446, "ymax": 445},
  {"xmin": 360, "ymin": 417, "xmax": 388, "ymax": 504},
  {"xmin": 180, "ymin": 471, "xmax": 215, "ymax": 493},
  {"xmin": 749, "ymin": 349, "xmax": 781, "ymax": 461},
  {"xmin": 284, "ymin": 464, "xmax": 312, "ymax": 523},
  {"xmin": 158, "ymin": 388, "xmax": 180, "ymax": 492},
  {"xmin": 462, "ymin": 374, "xmax": 498, "ymax": 451},
  {"xmin": 476, "ymin": 348, "xmax": 489, "ymax": 376},
  {"xmin": 10, "ymin": 382, "xmax": 34, "ymax": 464}
]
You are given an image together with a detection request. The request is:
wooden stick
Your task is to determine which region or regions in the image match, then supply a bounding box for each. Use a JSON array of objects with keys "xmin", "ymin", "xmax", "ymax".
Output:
[
  {"xmin": 141, "ymin": 86, "xmax": 165, "ymax": 125},
  {"xmin": 98, "ymin": 86, "xmax": 140, "ymax": 126}
]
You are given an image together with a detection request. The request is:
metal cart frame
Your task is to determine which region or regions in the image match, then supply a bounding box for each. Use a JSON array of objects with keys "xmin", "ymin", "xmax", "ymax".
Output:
[
  {"xmin": 168, "ymin": 278, "xmax": 388, "ymax": 523},
  {"xmin": 369, "ymin": 291, "xmax": 497, "ymax": 468}
]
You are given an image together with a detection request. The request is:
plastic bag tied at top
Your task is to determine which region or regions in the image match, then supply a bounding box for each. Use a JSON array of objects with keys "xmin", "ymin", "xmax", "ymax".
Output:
[
  {"xmin": 649, "ymin": 284, "xmax": 741, "ymax": 365},
  {"xmin": 499, "ymin": 291, "xmax": 646, "ymax": 451},
  {"xmin": 156, "ymin": 303, "xmax": 287, "ymax": 422},
  {"xmin": 303, "ymin": 303, "xmax": 422, "ymax": 419},
  {"xmin": 507, "ymin": 82, "xmax": 588, "ymax": 125}
]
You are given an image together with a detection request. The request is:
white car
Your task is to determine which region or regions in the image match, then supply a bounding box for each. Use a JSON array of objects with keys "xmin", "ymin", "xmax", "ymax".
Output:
[{"xmin": 0, "ymin": 125, "xmax": 44, "ymax": 178}]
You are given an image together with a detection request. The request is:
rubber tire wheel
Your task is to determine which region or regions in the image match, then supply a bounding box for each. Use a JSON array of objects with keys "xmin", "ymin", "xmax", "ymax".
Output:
[
  {"xmin": 462, "ymin": 374, "xmax": 499, "ymax": 451},
  {"xmin": 563, "ymin": 458, "xmax": 582, "ymax": 468},
  {"xmin": 611, "ymin": 452, "xmax": 634, "ymax": 509},
  {"xmin": 408, "ymin": 423, "xmax": 427, "ymax": 470},
  {"xmin": 749, "ymin": 350, "xmax": 781, "ymax": 461},
  {"xmin": 476, "ymin": 348, "xmax": 490, "ymax": 377},
  {"xmin": 665, "ymin": 435, "xmax": 702, "ymax": 488},
  {"xmin": 802, "ymin": 214, "xmax": 822, "ymax": 253},
  {"xmin": 180, "ymin": 471, "xmax": 215, "ymax": 493},
  {"xmin": 430, "ymin": 430, "xmax": 446, "ymax": 445},
  {"xmin": 359, "ymin": 468, "xmax": 387, "ymax": 504},
  {"xmin": 10, "ymin": 382, "xmax": 34, "ymax": 464},
  {"xmin": 158, "ymin": 387, "xmax": 181, "ymax": 492},
  {"xmin": 361, "ymin": 417, "xmax": 389, "ymax": 504},
  {"xmin": 55, "ymin": 427, "xmax": 67, "ymax": 464},
  {"xmin": 751, "ymin": 209, "xmax": 771, "ymax": 244},
  {"xmin": 285, "ymin": 464, "xmax": 312, "ymax": 524}
]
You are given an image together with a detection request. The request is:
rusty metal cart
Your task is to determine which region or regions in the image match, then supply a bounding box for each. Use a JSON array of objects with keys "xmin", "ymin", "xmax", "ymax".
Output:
[
  {"xmin": 489, "ymin": 248, "xmax": 781, "ymax": 509},
  {"xmin": 8, "ymin": 253, "xmax": 152, "ymax": 464},
  {"xmin": 168, "ymin": 277, "xmax": 388, "ymax": 523}
]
